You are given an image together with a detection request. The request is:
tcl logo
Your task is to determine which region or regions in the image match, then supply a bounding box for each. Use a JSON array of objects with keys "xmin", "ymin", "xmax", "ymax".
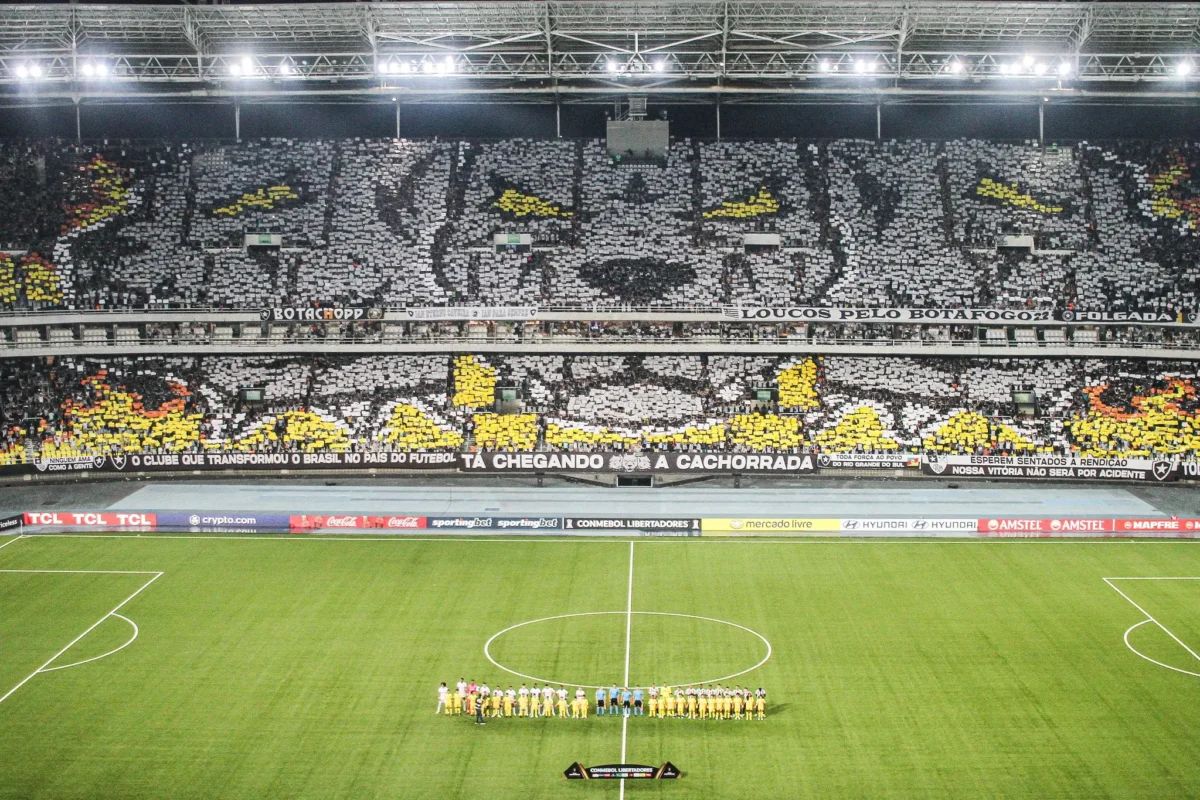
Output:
[{"xmin": 23, "ymin": 512, "xmax": 156, "ymax": 527}]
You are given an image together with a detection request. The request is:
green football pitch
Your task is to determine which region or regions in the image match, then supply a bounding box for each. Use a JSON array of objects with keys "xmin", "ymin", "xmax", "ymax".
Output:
[{"xmin": 3, "ymin": 533, "xmax": 1200, "ymax": 799}]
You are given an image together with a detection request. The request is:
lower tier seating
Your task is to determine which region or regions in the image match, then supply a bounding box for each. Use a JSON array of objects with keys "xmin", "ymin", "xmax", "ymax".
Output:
[{"xmin": 2, "ymin": 354, "xmax": 1198, "ymax": 462}]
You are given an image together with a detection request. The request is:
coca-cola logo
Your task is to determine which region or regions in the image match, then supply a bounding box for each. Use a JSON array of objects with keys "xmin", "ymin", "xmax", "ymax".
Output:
[
  {"xmin": 386, "ymin": 516, "xmax": 421, "ymax": 529},
  {"xmin": 323, "ymin": 516, "xmax": 359, "ymax": 528}
]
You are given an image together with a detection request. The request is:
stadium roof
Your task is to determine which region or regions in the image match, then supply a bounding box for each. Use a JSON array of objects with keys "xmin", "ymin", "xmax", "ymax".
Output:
[{"xmin": 0, "ymin": 1, "xmax": 1199, "ymax": 105}]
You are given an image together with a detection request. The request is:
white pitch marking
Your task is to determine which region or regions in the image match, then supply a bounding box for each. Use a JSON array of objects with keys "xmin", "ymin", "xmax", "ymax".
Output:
[
  {"xmin": 1104, "ymin": 577, "xmax": 1200, "ymax": 674},
  {"xmin": 620, "ymin": 541, "xmax": 633, "ymax": 800},
  {"xmin": 40, "ymin": 614, "xmax": 139, "ymax": 673},
  {"xmin": 1122, "ymin": 619, "xmax": 1200, "ymax": 679},
  {"xmin": 483, "ymin": 611, "xmax": 772, "ymax": 689},
  {"xmin": 0, "ymin": 535, "xmax": 22, "ymax": 552},
  {"xmin": 0, "ymin": 569, "xmax": 161, "ymax": 575},
  {"xmin": 0, "ymin": 571, "xmax": 163, "ymax": 707}
]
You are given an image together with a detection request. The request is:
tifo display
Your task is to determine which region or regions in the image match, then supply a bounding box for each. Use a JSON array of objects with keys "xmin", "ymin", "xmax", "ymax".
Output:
[
  {"xmin": 0, "ymin": 137, "xmax": 1198, "ymax": 316},
  {"xmin": 437, "ymin": 680, "xmax": 767, "ymax": 722},
  {"xmin": 4, "ymin": 354, "xmax": 1200, "ymax": 471}
]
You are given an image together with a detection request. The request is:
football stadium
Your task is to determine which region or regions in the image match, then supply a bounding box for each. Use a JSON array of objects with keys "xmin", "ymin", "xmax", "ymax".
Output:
[{"xmin": 4, "ymin": 1, "xmax": 1200, "ymax": 797}]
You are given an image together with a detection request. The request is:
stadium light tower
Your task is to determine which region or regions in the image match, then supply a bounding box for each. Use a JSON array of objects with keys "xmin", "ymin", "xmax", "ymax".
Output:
[{"xmin": 1178, "ymin": 61, "xmax": 1194, "ymax": 77}]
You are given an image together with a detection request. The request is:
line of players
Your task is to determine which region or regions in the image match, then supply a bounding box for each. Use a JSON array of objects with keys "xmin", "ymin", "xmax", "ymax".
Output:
[{"xmin": 438, "ymin": 679, "xmax": 766, "ymax": 721}]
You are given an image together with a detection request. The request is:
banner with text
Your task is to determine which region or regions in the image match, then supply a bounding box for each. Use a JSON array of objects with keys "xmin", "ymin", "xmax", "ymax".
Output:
[
  {"xmin": 457, "ymin": 452, "xmax": 816, "ymax": 475},
  {"xmin": 922, "ymin": 454, "xmax": 1178, "ymax": 482},
  {"xmin": 817, "ymin": 453, "xmax": 918, "ymax": 469},
  {"xmin": 726, "ymin": 306, "xmax": 1196, "ymax": 326},
  {"xmin": 402, "ymin": 306, "xmax": 538, "ymax": 321},
  {"xmin": 1, "ymin": 451, "xmax": 458, "ymax": 478},
  {"xmin": 260, "ymin": 306, "xmax": 382, "ymax": 322}
]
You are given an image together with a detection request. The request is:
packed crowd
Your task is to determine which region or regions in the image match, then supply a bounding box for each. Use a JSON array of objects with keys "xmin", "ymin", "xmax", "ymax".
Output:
[
  {"xmin": 0, "ymin": 136, "xmax": 1197, "ymax": 314},
  {"xmin": 1, "ymin": 353, "xmax": 1199, "ymax": 464},
  {"xmin": 437, "ymin": 679, "xmax": 767, "ymax": 723}
]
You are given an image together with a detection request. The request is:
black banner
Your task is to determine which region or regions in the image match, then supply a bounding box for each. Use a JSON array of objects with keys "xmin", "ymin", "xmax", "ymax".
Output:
[
  {"xmin": 457, "ymin": 452, "xmax": 816, "ymax": 475},
  {"xmin": 0, "ymin": 514, "xmax": 22, "ymax": 533},
  {"xmin": 725, "ymin": 305, "xmax": 1197, "ymax": 326},
  {"xmin": 817, "ymin": 453, "xmax": 915, "ymax": 469},
  {"xmin": 1, "ymin": 451, "xmax": 458, "ymax": 478},
  {"xmin": 564, "ymin": 518, "xmax": 700, "ymax": 533},
  {"xmin": 564, "ymin": 763, "xmax": 680, "ymax": 780},
  {"xmin": 1057, "ymin": 309, "xmax": 1194, "ymax": 325},
  {"xmin": 260, "ymin": 307, "xmax": 382, "ymax": 322},
  {"xmin": 921, "ymin": 454, "xmax": 1179, "ymax": 482},
  {"xmin": 726, "ymin": 306, "xmax": 1054, "ymax": 323}
]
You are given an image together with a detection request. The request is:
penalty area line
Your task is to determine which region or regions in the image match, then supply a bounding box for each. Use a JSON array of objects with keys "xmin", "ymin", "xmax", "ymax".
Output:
[
  {"xmin": 0, "ymin": 571, "xmax": 163, "ymax": 707},
  {"xmin": 0, "ymin": 534, "xmax": 23, "ymax": 552}
]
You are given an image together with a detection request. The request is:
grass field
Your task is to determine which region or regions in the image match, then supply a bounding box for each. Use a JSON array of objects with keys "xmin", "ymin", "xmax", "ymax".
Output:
[{"xmin": 2, "ymin": 532, "xmax": 1200, "ymax": 799}]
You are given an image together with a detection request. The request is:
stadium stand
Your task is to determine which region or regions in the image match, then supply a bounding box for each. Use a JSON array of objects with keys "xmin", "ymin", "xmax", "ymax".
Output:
[
  {"xmin": 1, "ymin": 136, "xmax": 1198, "ymax": 313},
  {"xmin": 3, "ymin": 354, "xmax": 1200, "ymax": 464}
]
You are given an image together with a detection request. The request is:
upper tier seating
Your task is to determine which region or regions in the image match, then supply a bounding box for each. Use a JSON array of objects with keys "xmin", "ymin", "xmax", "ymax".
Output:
[
  {"xmin": 1, "ymin": 136, "xmax": 1197, "ymax": 314},
  {"xmin": 3, "ymin": 354, "xmax": 1199, "ymax": 463}
]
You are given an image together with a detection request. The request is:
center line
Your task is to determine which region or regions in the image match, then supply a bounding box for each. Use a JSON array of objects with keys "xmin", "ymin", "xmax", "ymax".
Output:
[{"xmin": 620, "ymin": 540, "xmax": 634, "ymax": 800}]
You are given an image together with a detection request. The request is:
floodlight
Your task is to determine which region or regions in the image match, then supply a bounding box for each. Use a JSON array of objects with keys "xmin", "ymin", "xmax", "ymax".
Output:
[
  {"xmin": 949, "ymin": 59, "xmax": 964, "ymax": 74},
  {"xmin": 855, "ymin": 59, "xmax": 868, "ymax": 74},
  {"xmin": 1178, "ymin": 61, "xmax": 1194, "ymax": 77},
  {"xmin": 28, "ymin": 62, "xmax": 42, "ymax": 79},
  {"xmin": 654, "ymin": 60, "xmax": 665, "ymax": 72},
  {"xmin": 422, "ymin": 60, "xmax": 434, "ymax": 74},
  {"xmin": 15, "ymin": 64, "xmax": 28, "ymax": 79},
  {"xmin": 444, "ymin": 56, "xmax": 455, "ymax": 73},
  {"xmin": 818, "ymin": 59, "xmax": 831, "ymax": 73},
  {"xmin": 82, "ymin": 62, "xmax": 95, "ymax": 78},
  {"xmin": 1057, "ymin": 61, "xmax": 1072, "ymax": 77},
  {"xmin": 1033, "ymin": 62, "xmax": 1048, "ymax": 76},
  {"xmin": 607, "ymin": 59, "xmax": 619, "ymax": 73},
  {"xmin": 278, "ymin": 61, "xmax": 291, "ymax": 76},
  {"xmin": 1022, "ymin": 54, "xmax": 1035, "ymax": 68}
]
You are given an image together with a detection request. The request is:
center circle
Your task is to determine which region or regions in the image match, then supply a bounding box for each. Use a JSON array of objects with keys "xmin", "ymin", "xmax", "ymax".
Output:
[{"xmin": 483, "ymin": 611, "xmax": 771, "ymax": 689}]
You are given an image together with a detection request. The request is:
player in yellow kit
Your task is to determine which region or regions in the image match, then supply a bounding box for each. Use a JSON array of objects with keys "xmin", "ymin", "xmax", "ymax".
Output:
[
  {"xmin": 517, "ymin": 690, "xmax": 529, "ymax": 717},
  {"xmin": 756, "ymin": 693, "xmax": 766, "ymax": 720},
  {"xmin": 732, "ymin": 691, "xmax": 744, "ymax": 720},
  {"xmin": 664, "ymin": 690, "xmax": 675, "ymax": 717},
  {"xmin": 452, "ymin": 690, "xmax": 464, "ymax": 715},
  {"xmin": 556, "ymin": 694, "xmax": 568, "ymax": 719},
  {"xmin": 504, "ymin": 690, "xmax": 514, "ymax": 717},
  {"xmin": 647, "ymin": 694, "xmax": 657, "ymax": 717},
  {"xmin": 687, "ymin": 690, "xmax": 697, "ymax": 719},
  {"xmin": 543, "ymin": 692, "xmax": 555, "ymax": 718},
  {"xmin": 492, "ymin": 691, "xmax": 503, "ymax": 718},
  {"xmin": 721, "ymin": 691, "xmax": 732, "ymax": 719}
]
